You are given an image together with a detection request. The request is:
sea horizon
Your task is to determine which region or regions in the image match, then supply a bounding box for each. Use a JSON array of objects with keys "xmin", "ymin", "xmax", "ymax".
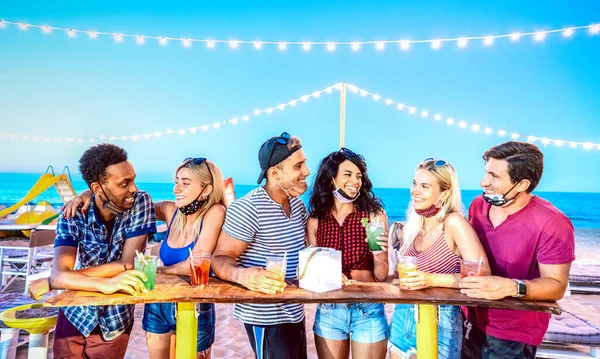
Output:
[{"xmin": 1, "ymin": 172, "xmax": 599, "ymax": 229}]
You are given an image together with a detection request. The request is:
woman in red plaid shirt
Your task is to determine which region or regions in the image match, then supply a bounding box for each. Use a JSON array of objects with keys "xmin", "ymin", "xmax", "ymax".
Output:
[{"xmin": 307, "ymin": 148, "xmax": 389, "ymax": 359}]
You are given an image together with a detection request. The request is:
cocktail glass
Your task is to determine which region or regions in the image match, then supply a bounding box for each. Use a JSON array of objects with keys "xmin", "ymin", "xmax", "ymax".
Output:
[
  {"xmin": 366, "ymin": 221, "xmax": 385, "ymax": 251},
  {"xmin": 190, "ymin": 253, "xmax": 211, "ymax": 287},
  {"xmin": 265, "ymin": 256, "xmax": 287, "ymax": 280},
  {"xmin": 460, "ymin": 259, "xmax": 483, "ymax": 278},
  {"xmin": 397, "ymin": 256, "xmax": 418, "ymax": 290},
  {"xmin": 134, "ymin": 255, "xmax": 159, "ymax": 290}
]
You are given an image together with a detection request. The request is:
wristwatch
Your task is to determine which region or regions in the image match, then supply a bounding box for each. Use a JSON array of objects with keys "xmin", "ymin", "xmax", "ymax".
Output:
[{"xmin": 513, "ymin": 279, "xmax": 527, "ymax": 298}]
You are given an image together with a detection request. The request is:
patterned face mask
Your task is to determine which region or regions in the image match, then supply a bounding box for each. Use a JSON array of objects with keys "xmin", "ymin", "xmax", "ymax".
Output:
[
  {"xmin": 482, "ymin": 181, "xmax": 521, "ymax": 207},
  {"xmin": 179, "ymin": 186, "xmax": 208, "ymax": 215},
  {"xmin": 98, "ymin": 183, "xmax": 126, "ymax": 215}
]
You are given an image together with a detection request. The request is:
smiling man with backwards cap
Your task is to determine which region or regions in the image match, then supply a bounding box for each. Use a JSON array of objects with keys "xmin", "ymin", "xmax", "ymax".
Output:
[{"xmin": 212, "ymin": 132, "xmax": 311, "ymax": 359}]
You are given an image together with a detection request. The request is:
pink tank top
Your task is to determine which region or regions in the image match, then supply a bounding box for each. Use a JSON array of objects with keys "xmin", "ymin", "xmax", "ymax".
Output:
[{"xmin": 405, "ymin": 229, "xmax": 460, "ymax": 274}]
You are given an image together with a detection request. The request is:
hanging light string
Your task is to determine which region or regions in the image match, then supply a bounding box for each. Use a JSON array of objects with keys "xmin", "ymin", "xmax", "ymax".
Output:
[
  {"xmin": 1, "ymin": 19, "xmax": 598, "ymax": 51},
  {"xmin": 0, "ymin": 81, "xmax": 598, "ymax": 150},
  {"xmin": 0, "ymin": 84, "xmax": 340, "ymax": 144},
  {"xmin": 346, "ymin": 83, "xmax": 600, "ymax": 150}
]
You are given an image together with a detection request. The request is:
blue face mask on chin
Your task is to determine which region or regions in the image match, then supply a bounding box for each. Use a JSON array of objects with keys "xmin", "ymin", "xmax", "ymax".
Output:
[
  {"xmin": 482, "ymin": 181, "xmax": 521, "ymax": 206},
  {"xmin": 332, "ymin": 180, "xmax": 360, "ymax": 204}
]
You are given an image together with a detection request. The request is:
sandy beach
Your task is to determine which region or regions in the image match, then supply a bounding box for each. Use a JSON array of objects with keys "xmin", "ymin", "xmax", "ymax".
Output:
[{"xmin": 4, "ymin": 228, "xmax": 599, "ymax": 358}]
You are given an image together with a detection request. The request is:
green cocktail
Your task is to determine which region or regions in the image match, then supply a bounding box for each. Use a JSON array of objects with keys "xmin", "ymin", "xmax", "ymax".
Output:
[
  {"xmin": 366, "ymin": 222, "xmax": 385, "ymax": 251},
  {"xmin": 134, "ymin": 255, "xmax": 159, "ymax": 290}
]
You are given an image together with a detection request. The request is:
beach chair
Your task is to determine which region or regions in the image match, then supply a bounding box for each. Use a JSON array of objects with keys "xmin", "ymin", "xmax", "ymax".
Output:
[
  {"xmin": 538, "ymin": 266, "xmax": 600, "ymax": 359},
  {"xmin": 0, "ymin": 226, "xmax": 55, "ymax": 295},
  {"xmin": 538, "ymin": 308, "xmax": 600, "ymax": 358}
]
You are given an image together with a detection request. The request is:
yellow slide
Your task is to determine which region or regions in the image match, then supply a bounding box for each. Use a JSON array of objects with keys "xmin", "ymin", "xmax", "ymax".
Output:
[{"xmin": 0, "ymin": 174, "xmax": 65, "ymax": 218}]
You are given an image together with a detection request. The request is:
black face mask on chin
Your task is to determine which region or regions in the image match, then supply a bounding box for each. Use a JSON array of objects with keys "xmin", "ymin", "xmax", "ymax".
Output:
[
  {"xmin": 98, "ymin": 183, "xmax": 127, "ymax": 215},
  {"xmin": 482, "ymin": 181, "xmax": 521, "ymax": 206},
  {"xmin": 179, "ymin": 187, "xmax": 208, "ymax": 215}
]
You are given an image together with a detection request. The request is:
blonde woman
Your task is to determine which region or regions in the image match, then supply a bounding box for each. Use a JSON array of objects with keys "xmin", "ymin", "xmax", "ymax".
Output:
[
  {"xmin": 387, "ymin": 158, "xmax": 490, "ymax": 359},
  {"xmin": 63, "ymin": 157, "xmax": 226, "ymax": 359}
]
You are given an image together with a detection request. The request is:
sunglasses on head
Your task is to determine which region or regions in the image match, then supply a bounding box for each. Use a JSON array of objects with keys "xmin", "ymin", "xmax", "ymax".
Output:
[
  {"xmin": 267, "ymin": 132, "xmax": 292, "ymax": 167},
  {"xmin": 183, "ymin": 157, "xmax": 214, "ymax": 184},
  {"xmin": 423, "ymin": 157, "xmax": 449, "ymax": 167},
  {"xmin": 338, "ymin": 147, "xmax": 366, "ymax": 164}
]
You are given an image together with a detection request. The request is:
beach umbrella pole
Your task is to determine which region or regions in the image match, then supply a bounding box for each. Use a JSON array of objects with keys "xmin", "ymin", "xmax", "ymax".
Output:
[{"xmin": 339, "ymin": 82, "xmax": 347, "ymax": 148}]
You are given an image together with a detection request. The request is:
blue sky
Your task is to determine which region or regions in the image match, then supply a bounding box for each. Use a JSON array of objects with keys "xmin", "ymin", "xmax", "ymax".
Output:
[{"xmin": 1, "ymin": 1, "xmax": 599, "ymax": 192}]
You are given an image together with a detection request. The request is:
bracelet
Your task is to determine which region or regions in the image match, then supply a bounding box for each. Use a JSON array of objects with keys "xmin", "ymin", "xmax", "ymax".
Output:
[{"xmin": 123, "ymin": 264, "xmax": 128, "ymax": 272}]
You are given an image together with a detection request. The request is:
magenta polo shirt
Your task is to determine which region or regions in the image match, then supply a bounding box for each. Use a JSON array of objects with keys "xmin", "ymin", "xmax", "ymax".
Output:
[{"xmin": 464, "ymin": 195, "xmax": 575, "ymax": 346}]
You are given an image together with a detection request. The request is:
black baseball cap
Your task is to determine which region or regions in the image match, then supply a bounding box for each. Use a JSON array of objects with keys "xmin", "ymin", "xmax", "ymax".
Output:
[{"xmin": 257, "ymin": 132, "xmax": 302, "ymax": 184}]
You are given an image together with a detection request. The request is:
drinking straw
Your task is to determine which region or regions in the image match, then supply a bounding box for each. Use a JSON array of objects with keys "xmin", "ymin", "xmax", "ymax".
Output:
[
  {"xmin": 478, "ymin": 256, "xmax": 484, "ymax": 267},
  {"xmin": 188, "ymin": 248, "xmax": 196, "ymax": 284},
  {"xmin": 281, "ymin": 251, "xmax": 288, "ymax": 278},
  {"xmin": 135, "ymin": 250, "xmax": 148, "ymax": 266}
]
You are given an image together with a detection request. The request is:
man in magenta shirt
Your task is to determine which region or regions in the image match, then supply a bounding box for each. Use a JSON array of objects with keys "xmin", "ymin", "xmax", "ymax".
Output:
[{"xmin": 460, "ymin": 141, "xmax": 575, "ymax": 359}]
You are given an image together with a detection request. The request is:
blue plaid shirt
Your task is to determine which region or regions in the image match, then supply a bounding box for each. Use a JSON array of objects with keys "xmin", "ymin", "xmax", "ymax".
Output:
[{"xmin": 54, "ymin": 191, "xmax": 156, "ymax": 340}]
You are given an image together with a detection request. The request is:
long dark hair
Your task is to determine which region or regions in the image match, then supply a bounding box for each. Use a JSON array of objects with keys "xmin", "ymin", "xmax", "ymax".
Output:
[{"xmin": 308, "ymin": 150, "xmax": 384, "ymax": 219}]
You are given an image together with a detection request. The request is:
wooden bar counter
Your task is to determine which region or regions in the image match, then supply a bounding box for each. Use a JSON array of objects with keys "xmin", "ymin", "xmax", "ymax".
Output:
[{"xmin": 42, "ymin": 274, "xmax": 561, "ymax": 359}]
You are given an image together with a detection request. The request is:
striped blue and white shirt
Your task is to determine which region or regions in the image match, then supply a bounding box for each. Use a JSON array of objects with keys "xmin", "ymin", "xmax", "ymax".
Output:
[{"xmin": 223, "ymin": 187, "xmax": 308, "ymax": 326}]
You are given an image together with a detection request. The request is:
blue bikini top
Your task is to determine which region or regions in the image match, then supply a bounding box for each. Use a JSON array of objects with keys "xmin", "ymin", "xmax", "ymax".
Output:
[{"xmin": 159, "ymin": 209, "xmax": 204, "ymax": 266}]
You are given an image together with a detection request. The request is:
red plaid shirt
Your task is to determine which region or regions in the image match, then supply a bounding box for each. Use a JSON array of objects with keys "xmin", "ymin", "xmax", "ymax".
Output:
[{"xmin": 316, "ymin": 208, "xmax": 374, "ymax": 278}]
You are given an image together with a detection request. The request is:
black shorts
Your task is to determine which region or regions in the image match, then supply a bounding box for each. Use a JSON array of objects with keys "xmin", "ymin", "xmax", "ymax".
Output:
[
  {"xmin": 244, "ymin": 318, "xmax": 307, "ymax": 359},
  {"xmin": 461, "ymin": 315, "xmax": 537, "ymax": 359}
]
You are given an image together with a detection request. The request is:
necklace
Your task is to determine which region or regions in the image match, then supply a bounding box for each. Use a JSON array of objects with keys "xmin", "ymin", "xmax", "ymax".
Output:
[{"xmin": 183, "ymin": 226, "xmax": 191, "ymax": 240}]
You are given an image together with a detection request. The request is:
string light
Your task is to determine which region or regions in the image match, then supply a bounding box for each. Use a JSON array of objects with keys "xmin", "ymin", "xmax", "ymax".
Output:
[
  {"xmin": 1, "ymin": 20, "xmax": 597, "ymax": 52},
  {"xmin": 534, "ymin": 31, "xmax": 547, "ymax": 42},
  {"xmin": 346, "ymin": 83, "xmax": 600, "ymax": 151},
  {"xmin": 1, "ymin": 81, "xmax": 598, "ymax": 151},
  {"xmin": 67, "ymin": 29, "xmax": 76, "ymax": 38},
  {"xmin": 2, "ymin": 84, "xmax": 339, "ymax": 144},
  {"xmin": 563, "ymin": 28, "xmax": 575, "ymax": 37}
]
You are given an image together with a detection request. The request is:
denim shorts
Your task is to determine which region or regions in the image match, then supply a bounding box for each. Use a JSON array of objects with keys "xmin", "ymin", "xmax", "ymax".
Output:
[
  {"xmin": 313, "ymin": 303, "xmax": 388, "ymax": 344},
  {"xmin": 388, "ymin": 304, "xmax": 462, "ymax": 359},
  {"xmin": 142, "ymin": 302, "xmax": 215, "ymax": 352}
]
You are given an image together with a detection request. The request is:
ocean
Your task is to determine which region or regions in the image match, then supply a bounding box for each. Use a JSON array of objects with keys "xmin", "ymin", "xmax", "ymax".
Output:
[{"xmin": 1, "ymin": 172, "xmax": 599, "ymax": 229}]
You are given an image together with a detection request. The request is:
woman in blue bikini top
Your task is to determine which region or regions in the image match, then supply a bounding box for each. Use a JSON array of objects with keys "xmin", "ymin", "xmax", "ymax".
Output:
[{"xmin": 147, "ymin": 157, "xmax": 226, "ymax": 359}]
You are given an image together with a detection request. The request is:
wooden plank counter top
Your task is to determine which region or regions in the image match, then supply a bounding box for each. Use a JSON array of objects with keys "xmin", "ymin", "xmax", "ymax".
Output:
[{"xmin": 43, "ymin": 274, "xmax": 561, "ymax": 315}]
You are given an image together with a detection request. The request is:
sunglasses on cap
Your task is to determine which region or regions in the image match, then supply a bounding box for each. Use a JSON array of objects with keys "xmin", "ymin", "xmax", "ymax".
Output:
[
  {"xmin": 183, "ymin": 157, "xmax": 214, "ymax": 185},
  {"xmin": 338, "ymin": 147, "xmax": 366, "ymax": 164},
  {"xmin": 423, "ymin": 157, "xmax": 449, "ymax": 167},
  {"xmin": 267, "ymin": 132, "xmax": 292, "ymax": 167}
]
